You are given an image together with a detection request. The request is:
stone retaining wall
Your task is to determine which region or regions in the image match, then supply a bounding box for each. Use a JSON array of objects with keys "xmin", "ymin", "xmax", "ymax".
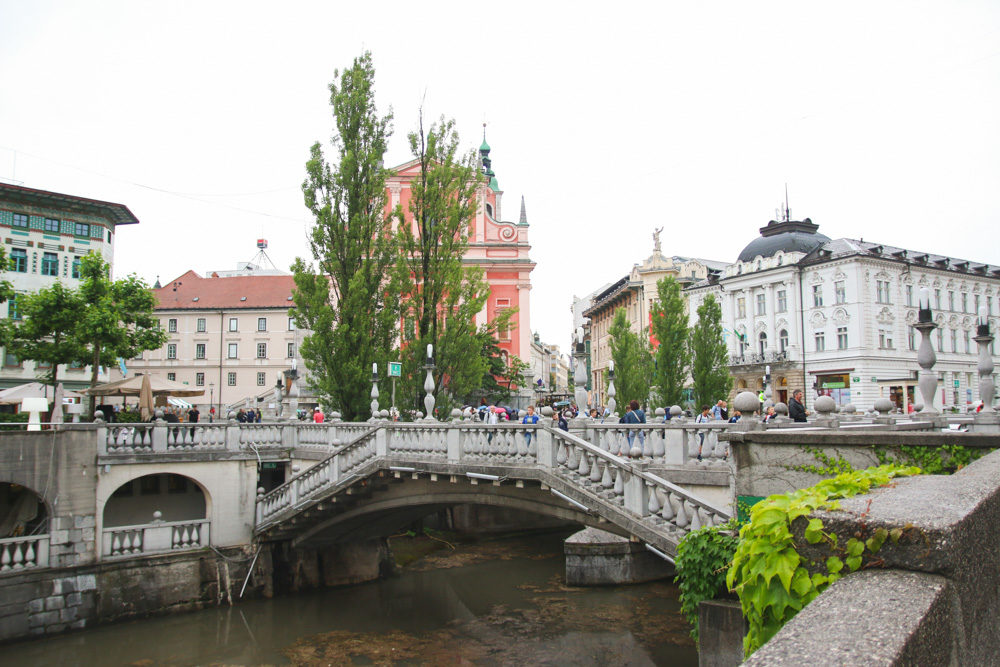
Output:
[
  {"xmin": 0, "ymin": 547, "xmax": 253, "ymax": 644},
  {"xmin": 744, "ymin": 448, "xmax": 1000, "ymax": 665}
]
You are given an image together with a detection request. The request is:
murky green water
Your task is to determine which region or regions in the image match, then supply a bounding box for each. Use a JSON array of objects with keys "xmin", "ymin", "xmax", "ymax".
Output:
[{"xmin": 3, "ymin": 533, "xmax": 697, "ymax": 665}]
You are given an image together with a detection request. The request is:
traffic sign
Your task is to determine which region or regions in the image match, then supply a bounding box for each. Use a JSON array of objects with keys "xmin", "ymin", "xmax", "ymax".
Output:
[{"xmin": 388, "ymin": 362, "xmax": 402, "ymax": 378}]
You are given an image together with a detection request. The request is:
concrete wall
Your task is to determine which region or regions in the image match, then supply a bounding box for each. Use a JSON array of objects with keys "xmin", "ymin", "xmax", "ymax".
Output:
[
  {"xmin": 745, "ymin": 448, "xmax": 1000, "ymax": 665},
  {"xmin": 0, "ymin": 428, "xmax": 98, "ymax": 567},
  {"xmin": 725, "ymin": 430, "xmax": 998, "ymax": 498}
]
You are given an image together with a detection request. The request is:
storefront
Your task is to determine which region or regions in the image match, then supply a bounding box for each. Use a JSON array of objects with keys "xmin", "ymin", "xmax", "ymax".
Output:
[
  {"xmin": 874, "ymin": 378, "xmax": 917, "ymax": 413},
  {"xmin": 816, "ymin": 372, "xmax": 852, "ymax": 406}
]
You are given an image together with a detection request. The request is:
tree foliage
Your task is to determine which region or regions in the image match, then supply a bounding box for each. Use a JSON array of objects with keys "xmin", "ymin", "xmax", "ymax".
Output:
[
  {"xmin": 393, "ymin": 111, "xmax": 488, "ymax": 413},
  {"xmin": 7, "ymin": 281, "xmax": 86, "ymax": 390},
  {"xmin": 291, "ymin": 52, "xmax": 401, "ymax": 420},
  {"xmin": 76, "ymin": 254, "xmax": 166, "ymax": 397},
  {"xmin": 689, "ymin": 294, "xmax": 732, "ymax": 408},
  {"xmin": 607, "ymin": 307, "xmax": 653, "ymax": 409},
  {"xmin": 650, "ymin": 275, "xmax": 690, "ymax": 407}
]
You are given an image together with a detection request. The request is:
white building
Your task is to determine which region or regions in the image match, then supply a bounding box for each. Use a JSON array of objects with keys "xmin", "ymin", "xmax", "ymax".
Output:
[
  {"xmin": 686, "ymin": 215, "xmax": 1000, "ymax": 412},
  {"xmin": 0, "ymin": 183, "xmax": 137, "ymax": 390}
]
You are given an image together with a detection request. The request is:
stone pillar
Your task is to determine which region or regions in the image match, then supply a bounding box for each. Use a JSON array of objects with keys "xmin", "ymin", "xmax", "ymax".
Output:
[{"xmin": 915, "ymin": 288, "xmax": 939, "ymax": 415}]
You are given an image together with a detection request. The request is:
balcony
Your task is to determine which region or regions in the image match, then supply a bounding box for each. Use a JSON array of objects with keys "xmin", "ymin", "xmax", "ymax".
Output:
[{"xmin": 729, "ymin": 350, "xmax": 792, "ymax": 367}]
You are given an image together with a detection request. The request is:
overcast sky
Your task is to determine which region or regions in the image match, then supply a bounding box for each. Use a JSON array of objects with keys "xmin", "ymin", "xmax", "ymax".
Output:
[{"xmin": 1, "ymin": 1, "xmax": 998, "ymax": 350}]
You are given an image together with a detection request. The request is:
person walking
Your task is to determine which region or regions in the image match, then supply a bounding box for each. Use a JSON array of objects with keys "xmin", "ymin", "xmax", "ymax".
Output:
[
  {"xmin": 187, "ymin": 406, "xmax": 200, "ymax": 438},
  {"xmin": 522, "ymin": 405, "xmax": 539, "ymax": 445},
  {"xmin": 789, "ymin": 390, "xmax": 809, "ymax": 422},
  {"xmin": 711, "ymin": 400, "xmax": 728, "ymax": 421},
  {"xmin": 312, "ymin": 406, "xmax": 325, "ymax": 423},
  {"xmin": 695, "ymin": 405, "xmax": 712, "ymax": 460},
  {"xmin": 622, "ymin": 399, "xmax": 646, "ymax": 449}
]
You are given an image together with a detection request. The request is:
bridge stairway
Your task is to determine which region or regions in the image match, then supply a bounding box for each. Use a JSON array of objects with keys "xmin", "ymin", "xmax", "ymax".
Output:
[{"xmin": 254, "ymin": 423, "xmax": 731, "ymax": 561}]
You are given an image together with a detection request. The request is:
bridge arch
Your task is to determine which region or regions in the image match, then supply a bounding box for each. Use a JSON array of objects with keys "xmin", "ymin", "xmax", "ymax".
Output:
[
  {"xmin": 102, "ymin": 473, "xmax": 208, "ymax": 528},
  {"xmin": 96, "ymin": 460, "xmax": 258, "ymax": 551},
  {"xmin": 281, "ymin": 476, "xmax": 627, "ymax": 548},
  {"xmin": 0, "ymin": 481, "xmax": 50, "ymax": 539}
]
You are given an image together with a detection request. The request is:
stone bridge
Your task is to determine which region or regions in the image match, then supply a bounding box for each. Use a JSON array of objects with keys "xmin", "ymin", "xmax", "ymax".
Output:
[{"xmin": 253, "ymin": 422, "xmax": 733, "ymax": 559}]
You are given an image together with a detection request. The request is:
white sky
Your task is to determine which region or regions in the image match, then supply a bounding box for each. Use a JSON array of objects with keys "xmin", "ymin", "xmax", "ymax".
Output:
[{"xmin": 1, "ymin": 1, "xmax": 998, "ymax": 350}]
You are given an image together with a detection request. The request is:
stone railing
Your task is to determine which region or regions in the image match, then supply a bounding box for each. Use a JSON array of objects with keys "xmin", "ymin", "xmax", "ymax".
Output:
[
  {"xmin": 729, "ymin": 350, "xmax": 790, "ymax": 366},
  {"xmin": 0, "ymin": 534, "xmax": 49, "ymax": 573},
  {"xmin": 589, "ymin": 422, "xmax": 732, "ymax": 467},
  {"xmin": 96, "ymin": 420, "xmax": 376, "ymax": 458},
  {"xmin": 550, "ymin": 429, "xmax": 731, "ymax": 536},
  {"xmin": 101, "ymin": 519, "xmax": 211, "ymax": 558}
]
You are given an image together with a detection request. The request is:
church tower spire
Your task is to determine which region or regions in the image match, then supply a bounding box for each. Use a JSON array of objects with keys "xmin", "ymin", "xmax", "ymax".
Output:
[{"xmin": 519, "ymin": 196, "xmax": 527, "ymax": 224}]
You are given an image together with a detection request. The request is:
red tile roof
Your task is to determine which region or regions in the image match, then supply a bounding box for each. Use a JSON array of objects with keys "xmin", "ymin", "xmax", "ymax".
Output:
[{"xmin": 154, "ymin": 270, "xmax": 297, "ymax": 310}]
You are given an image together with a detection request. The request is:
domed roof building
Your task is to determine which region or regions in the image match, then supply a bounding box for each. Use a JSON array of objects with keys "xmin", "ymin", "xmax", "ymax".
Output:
[{"xmin": 737, "ymin": 217, "xmax": 830, "ymax": 263}]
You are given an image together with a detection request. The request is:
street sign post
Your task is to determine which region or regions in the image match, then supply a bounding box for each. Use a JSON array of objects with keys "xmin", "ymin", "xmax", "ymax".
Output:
[{"xmin": 388, "ymin": 362, "xmax": 402, "ymax": 417}]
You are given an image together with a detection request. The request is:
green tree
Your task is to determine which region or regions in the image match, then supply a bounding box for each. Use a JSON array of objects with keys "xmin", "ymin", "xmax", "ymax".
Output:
[
  {"xmin": 0, "ymin": 247, "xmax": 17, "ymax": 346},
  {"xmin": 608, "ymin": 307, "xmax": 653, "ymax": 408},
  {"xmin": 689, "ymin": 294, "xmax": 732, "ymax": 408},
  {"xmin": 7, "ymin": 282, "xmax": 86, "ymax": 390},
  {"xmin": 393, "ymin": 111, "xmax": 487, "ymax": 413},
  {"xmin": 76, "ymin": 254, "xmax": 167, "ymax": 409},
  {"xmin": 291, "ymin": 52, "xmax": 401, "ymax": 420},
  {"xmin": 650, "ymin": 275, "xmax": 691, "ymax": 407}
]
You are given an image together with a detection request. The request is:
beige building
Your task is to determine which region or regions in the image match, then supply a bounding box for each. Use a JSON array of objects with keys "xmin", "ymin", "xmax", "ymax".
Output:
[
  {"xmin": 583, "ymin": 237, "xmax": 727, "ymax": 408},
  {"xmin": 127, "ymin": 270, "xmax": 304, "ymax": 417}
]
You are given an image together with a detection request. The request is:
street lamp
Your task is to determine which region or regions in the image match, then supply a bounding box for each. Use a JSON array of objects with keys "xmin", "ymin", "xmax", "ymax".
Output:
[{"xmin": 209, "ymin": 382, "xmax": 215, "ymax": 422}]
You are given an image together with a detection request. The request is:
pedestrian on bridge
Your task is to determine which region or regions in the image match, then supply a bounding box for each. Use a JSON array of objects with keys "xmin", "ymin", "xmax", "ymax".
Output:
[
  {"xmin": 622, "ymin": 400, "xmax": 646, "ymax": 449},
  {"xmin": 522, "ymin": 405, "xmax": 539, "ymax": 445}
]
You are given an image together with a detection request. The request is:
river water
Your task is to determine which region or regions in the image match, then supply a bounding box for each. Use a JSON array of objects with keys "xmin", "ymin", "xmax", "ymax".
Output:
[{"xmin": 4, "ymin": 532, "xmax": 697, "ymax": 665}]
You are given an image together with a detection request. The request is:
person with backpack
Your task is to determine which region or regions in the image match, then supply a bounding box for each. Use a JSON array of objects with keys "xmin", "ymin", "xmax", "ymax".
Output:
[{"xmin": 622, "ymin": 399, "xmax": 646, "ymax": 449}]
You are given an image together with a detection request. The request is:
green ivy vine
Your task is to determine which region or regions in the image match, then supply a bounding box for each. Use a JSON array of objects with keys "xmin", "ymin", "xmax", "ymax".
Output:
[
  {"xmin": 874, "ymin": 444, "xmax": 993, "ymax": 475},
  {"xmin": 726, "ymin": 464, "xmax": 921, "ymax": 657},
  {"xmin": 673, "ymin": 518, "xmax": 740, "ymax": 641},
  {"xmin": 787, "ymin": 446, "xmax": 855, "ymax": 476}
]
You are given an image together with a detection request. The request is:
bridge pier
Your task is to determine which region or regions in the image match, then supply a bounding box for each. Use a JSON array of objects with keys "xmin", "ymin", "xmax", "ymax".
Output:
[{"xmin": 564, "ymin": 527, "xmax": 673, "ymax": 586}]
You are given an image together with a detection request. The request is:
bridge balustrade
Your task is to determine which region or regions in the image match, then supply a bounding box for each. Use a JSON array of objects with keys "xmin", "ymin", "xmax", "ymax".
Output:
[
  {"xmin": 102, "ymin": 519, "xmax": 211, "ymax": 558},
  {"xmin": 0, "ymin": 534, "xmax": 49, "ymax": 573},
  {"xmin": 550, "ymin": 429, "xmax": 731, "ymax": 534},
  {"xmin": 589, "ymin": 422, "xmax": 731, "ymax": 466}
]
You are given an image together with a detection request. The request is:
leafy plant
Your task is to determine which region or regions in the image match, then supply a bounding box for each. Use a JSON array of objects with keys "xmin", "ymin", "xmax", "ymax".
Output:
[
  {"xmin": 789, "ymin": 447, "xmax": 856, "ymax": 476},
  {"xmin": 726, "ymin": 464, "xmax": 921, "ymax": 656},
  {"xmin": 674, "ymin": 518, "xmax": 739, "ymax": 641}
]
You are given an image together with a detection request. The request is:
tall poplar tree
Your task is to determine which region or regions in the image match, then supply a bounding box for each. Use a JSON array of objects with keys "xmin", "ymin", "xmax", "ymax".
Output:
[
  {"xmin": 291, "ymin": 52, "xmax": 400, "ymax": 420},
  {"xmin": 650, "ymin": 275, "xmax": 690, "ymax": 407},
  {"xmin": 393, "ymin": 112, "xmax": 489, "ymax": 414},
  {"xmin": 608, "ymin": 308, "xmax": 653, "ymax": 409},
  {"xmin": 689, "ymin": 294, "xmax": 732, "ymax": 408}
]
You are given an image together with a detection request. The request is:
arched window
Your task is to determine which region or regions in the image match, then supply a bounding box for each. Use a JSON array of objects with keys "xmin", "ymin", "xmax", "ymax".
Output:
[
  {"xmin": 758, "ymin": 331, "xmax": 767, "ymax": 356},
  {"xmin": 779, "ymin": 329, "xmax": 789, "ymax": 353}
]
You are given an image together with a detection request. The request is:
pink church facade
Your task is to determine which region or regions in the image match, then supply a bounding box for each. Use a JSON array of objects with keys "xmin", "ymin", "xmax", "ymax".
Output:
[{"xmin": 384, "ymin": 138, "xmax": 534, "ymax": 369}]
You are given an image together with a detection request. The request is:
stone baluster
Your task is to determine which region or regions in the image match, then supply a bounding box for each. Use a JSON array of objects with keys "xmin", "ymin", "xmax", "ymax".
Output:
[{"xmin": 915, "ymin": 287, "xmax": 939, "ymax": 415}]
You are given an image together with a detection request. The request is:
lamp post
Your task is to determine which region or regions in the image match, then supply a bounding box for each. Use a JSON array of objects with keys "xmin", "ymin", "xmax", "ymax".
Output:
[
  {"xmin": 975, "ymin": 306, "xmax": 995, "ymax": 414},
  {"xmin": 209, "ymin": 382, "xmax": 215, "ymax": 422},
  {"xmin": 423, "ymin": 344, "xmax": 436, "ymax": 421}
]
